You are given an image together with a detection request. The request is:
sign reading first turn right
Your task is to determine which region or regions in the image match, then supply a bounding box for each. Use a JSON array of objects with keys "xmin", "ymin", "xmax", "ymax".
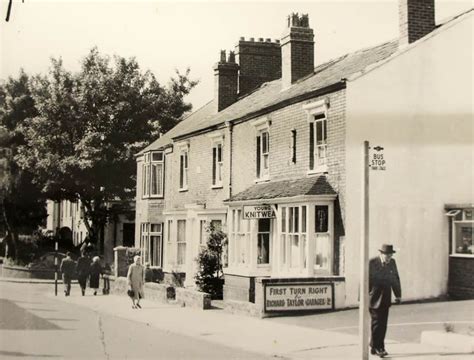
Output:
[{"xmin": 370, "ymin": 145, "xmax": 386, "ymax": 171}]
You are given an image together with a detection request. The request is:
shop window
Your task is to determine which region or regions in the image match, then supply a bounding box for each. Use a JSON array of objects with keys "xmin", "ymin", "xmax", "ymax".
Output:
[
  {"xmin": 256, "ymin": 130, "xmax": 270, "ymax": 180},
  {"xmin": 177, "ymin": 220, "xmax": 186, "ymax": 265},
  {"xmin": 257, "ymin": 219, "xmax": 270, "ymax": 265},
  {"xmin": 179, "ymin": 149, "xmax": 188, "ymax": 191},
  {"xmin": 230, "ymin": 209, "xmax": 250, "ymax": 265},
  {"xmin": 212, "ymin": 142, "xmax": 223, "ymax": 187},
  {"xmin": 315, "ymin": 205, "xmax": 330, "ymax": 270},
  {"xmin": 281, "ymin": 205, "xmax": 307, "ymax": 269},
  {"xmin": 142, "ymin": 151, "xmax": 164, "ymax": 198},
  {"xmin": 450, "ymin": 209, "xmax": 474, "ymax": 256},
  {"xmin": 140, "ymin": 223, "xmax": 163, "ymax": 267}
]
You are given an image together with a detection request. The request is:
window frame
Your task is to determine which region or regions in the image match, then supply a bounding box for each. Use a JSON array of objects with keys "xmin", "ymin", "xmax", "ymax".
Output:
[
  {"xmin": 142, "ymin": 151, "xmax": 165, "ymax": 199},
  {"xmin": 304, "ymin": 99, "xmax": 329, "ymax": 174},
  {"xmin": 176, "ymin": 219, "xmax": 187, "ymax": 265},
  {"xmin": 212, "ymin": 141, "xmax": 224, "ymax": 188},
  {"xmin": 140, "ymin": 223, "xmax": 163, "ymax": 267},
  {"xmin": 449, "ymin": 208, "xmax": 474, "ymax": 258},
  {"xmin": 179, "ymin": 148, "xmax": 189, "ymax": 191}
]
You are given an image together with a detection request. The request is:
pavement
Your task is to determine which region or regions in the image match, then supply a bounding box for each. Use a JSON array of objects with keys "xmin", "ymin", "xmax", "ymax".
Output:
[
  {"xmin": 1, "ymin": 277, "xmax": 473, "ymax": 359},
  {"xmin": 48, "ymin": 291, "xmax": 473, "ymax": 359}
]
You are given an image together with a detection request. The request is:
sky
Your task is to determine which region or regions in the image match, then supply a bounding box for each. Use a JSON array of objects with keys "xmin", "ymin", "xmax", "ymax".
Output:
[{"xmin": 0, "ymin": 0, "xmax": 472, "ymax": 110}]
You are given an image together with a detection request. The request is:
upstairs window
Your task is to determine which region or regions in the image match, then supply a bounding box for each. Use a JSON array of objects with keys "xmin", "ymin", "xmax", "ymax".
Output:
[
  {"xmin": 304, "ymin": 99, "xmax": 329, "ymax": 173},
  {"xmin": 309, "ymin": 113, "xmax": 327, "ymax": 171},
  {"xmin": 179, "ymin": 149, "xmax": 188, "ymax": 190},
  {"xmin": 256, "ymin": 130, "xmax": 270, "ymax": 180},
  {"xmin": 212, "ymin": 142, "xmax": 223, "ymax": 187},
  {"xmin": 142, "ymin": 151, "xmax": 164, "ymax": 198}
]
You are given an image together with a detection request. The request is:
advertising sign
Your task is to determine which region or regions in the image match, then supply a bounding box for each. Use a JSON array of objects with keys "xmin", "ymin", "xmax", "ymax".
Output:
[
  {"xmin": 243, "ymin": 205, "xmax": 276, "ymax": 219},
  {"xmin": 264, "ymin": 283, "xmax": 334, "ymax": 312}
]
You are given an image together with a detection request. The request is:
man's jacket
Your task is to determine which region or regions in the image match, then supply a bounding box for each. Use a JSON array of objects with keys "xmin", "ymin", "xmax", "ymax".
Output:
[
  {"xmin": 369, "ymin": 256, "xmax": 401, "ymax": 309},
  {"xmin": 60, "ymin": 258, "xmax": 76, "ymax": 277}
]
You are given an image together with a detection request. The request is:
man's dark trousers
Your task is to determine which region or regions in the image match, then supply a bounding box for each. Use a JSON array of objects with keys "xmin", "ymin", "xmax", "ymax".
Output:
[
  {"xmin": 368, "ymin": 255, "xmax": 401, "ymax": 352},
  {"xmin": 370, "ymin": 307, "xmax": 390, "ymax": 351}
]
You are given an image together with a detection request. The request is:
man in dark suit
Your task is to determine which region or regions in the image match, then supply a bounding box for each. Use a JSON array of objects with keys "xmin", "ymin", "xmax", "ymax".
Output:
[
  {"xmin": 60, "ymin": 252, "xmax": 76, "ymax": 296},
  {"xmin": 369, "ymin": 244, "xmax": 401, "ymax": 357}
]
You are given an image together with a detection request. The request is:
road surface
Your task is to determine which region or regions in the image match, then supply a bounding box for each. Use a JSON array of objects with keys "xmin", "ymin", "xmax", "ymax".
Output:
[{"xmin": 0, "ymin": 282, "xmax": 274, "ymax": 359}]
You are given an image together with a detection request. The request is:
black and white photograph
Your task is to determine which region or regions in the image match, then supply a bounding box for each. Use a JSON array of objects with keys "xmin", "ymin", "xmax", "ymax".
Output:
[{"xmin": 0, "ymin": 0, "xmax": 473, "ymax": 359}]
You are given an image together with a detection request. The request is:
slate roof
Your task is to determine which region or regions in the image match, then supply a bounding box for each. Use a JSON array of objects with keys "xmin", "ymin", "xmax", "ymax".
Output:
[
  {"xmin": 226, "ymin": 176, "xmax": 337, "ymax": 202},
  {"xmin": 138, "ymin": 39, "xmax": 398, "ymax": 154},
  {"xmin": 138, "ymin": 8, "xmax": 473, "ymax": 155}
]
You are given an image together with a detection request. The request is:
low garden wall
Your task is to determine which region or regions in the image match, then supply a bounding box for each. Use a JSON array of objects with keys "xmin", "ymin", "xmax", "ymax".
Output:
[
  {"xmin": 1, "ymin": 265, "xmax": 58, "ymax": 280},
  {"xmin": 175, "ymin": 287, "xmax": 211, "ymax": 309}
]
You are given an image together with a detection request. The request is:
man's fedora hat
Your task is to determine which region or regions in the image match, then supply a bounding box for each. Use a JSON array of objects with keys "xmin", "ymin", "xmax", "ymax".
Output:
[{"xmin": 379, "ymin": 244, "xmax": 396, "ymax": 254}]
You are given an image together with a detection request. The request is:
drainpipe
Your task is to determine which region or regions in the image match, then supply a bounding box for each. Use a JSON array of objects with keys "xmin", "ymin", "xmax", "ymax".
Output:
[{"xmin": 225, "ymin": 121, "xmax": 233, "ymax": 200}]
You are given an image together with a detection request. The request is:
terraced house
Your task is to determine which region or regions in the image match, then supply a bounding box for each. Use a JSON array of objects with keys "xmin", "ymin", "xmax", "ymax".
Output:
[{"xmin": 135, "ymin": 0, "xmax": 473, "ymax": 314}]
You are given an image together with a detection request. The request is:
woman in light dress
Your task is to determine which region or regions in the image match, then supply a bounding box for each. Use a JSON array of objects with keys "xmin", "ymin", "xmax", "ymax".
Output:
[{"xmin": 127, "ymin": 255, "xmax": 145, "ymax": 309}]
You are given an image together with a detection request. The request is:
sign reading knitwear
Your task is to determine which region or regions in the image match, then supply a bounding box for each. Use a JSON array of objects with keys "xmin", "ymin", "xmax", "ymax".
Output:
[
  {"xmin": 264, "ymin": 283, "xmax": 334, "ymax": 312},
  {"xmin": 243, "ymin": 205, "xmax": 275, "ymax": 219}
]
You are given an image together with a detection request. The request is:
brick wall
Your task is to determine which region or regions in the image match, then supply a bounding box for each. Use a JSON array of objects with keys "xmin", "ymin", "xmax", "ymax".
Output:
[
  {"xmin": 231, "ymin": 89, "xmax": 347, "ymax": 275},
  {"xmin": 236, "ymin": 39, "xmax": 281, "ymax": 96},
  {"xmin": 165, "ymin": 129, "xmax": 230, "ymax": 211},
  {"xmin": 448, "ymin": 257, "xmax": 474, "ymax": 299},
  {"xmin": 232, "ymin": 89, "xmax": 347, "ymax": 221},
  {"xmin": 399, "ymin": 0, "xmax": 435, "ymax": 46}
]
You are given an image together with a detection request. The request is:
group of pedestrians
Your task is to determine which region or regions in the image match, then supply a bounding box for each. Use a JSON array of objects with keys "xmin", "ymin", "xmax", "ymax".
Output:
[{"xmin": 59, "ymin": 251, "xmax": 104, "ymax": 296}]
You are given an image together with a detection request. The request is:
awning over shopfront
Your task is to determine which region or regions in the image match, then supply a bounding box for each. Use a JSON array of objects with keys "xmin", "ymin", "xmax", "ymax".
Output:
[{"xmin": 226, "ymin": 176, "xmax": 337, "ymax": 203}]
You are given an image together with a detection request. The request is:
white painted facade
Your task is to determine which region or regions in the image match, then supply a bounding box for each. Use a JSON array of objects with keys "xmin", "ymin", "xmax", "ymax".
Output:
[{"xmin": 344, "ymin": 12, "xmax": 474, "ymax": 305}]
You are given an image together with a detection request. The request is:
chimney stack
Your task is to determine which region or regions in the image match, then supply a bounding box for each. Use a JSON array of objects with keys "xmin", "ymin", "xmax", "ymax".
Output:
[
  {"xmin": 213, "ymin": 50, "xmax": 239, "ymax": 113},
  {"xmin": 399, "ymin": 0, "xmax": 435, "ymax": 47},
  {"xmin": 281, "ymin": 13, "xmax": 314, "ymax": 89},
  {"xmin": 235, "ymin": 37, "xmax": 281, "ymax": 96}
]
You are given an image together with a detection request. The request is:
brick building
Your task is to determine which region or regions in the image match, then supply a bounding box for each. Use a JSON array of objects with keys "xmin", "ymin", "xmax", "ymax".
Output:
[{"xmin": 135, "ymin": 0, "xmax": 473, "ymax": 313}]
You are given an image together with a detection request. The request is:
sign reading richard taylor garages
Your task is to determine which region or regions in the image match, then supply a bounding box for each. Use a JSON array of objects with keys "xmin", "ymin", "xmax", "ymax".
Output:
[
  {"xmin": 243, "ymin": 205, "xmax": 276, "ymax": 219},
  {"xmin": 264, "ymin": 283, "xmax": 334, "ymax": 312}
]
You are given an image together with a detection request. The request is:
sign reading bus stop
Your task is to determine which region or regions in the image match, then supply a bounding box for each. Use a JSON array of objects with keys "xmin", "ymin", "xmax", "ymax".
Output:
[{"xmin": 264, "ymin": 283, "xmax": 334, "ymax": 312}]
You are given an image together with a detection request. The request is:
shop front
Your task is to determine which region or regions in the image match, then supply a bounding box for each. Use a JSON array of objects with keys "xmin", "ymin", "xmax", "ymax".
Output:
[
  {"xmin": 223, "ymin": 177, "xmax": 346, "ymax": 314},
  {"xmin": 446, "ymin": 204, "xmax": 474, "ymax": 299}
]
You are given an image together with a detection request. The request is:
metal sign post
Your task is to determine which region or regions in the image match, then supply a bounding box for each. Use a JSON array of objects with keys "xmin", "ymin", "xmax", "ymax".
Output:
[
  {"xmin": 54, "ymin": 241, "xmax": 58, "ymax": 296},
  {"xmin": 359, "ymin": 141, "xmax": 370, "ymax": 359}
]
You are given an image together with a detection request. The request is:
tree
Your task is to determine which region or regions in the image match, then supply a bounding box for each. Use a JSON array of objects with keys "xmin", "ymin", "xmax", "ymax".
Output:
[
  {"xmin": 195, "ymin": 224, "xmax": 227, "ymax": 299},
  {"xmin": 15, "ymin": 48, "xmax": 197, "ymax": 250},
  {"xmin": 0, "ymin": 71, "xmax": 47, "ymax": 259}
]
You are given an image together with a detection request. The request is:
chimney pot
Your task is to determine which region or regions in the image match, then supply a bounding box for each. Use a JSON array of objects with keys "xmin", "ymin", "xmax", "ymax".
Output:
[
  {"xmin": 259, "ymin": 37, "xmax": 264, "ymax": 42},
  {"xmin": 249, "ymin": 37, "xmax": 254, "ymax": 42},
  {"xmin": 228, "ymin": 51, "xmax": 236, "ymax": 63},
  {"xmin": 220, "ymin": 50, "xmax": 226, "ymax": 63},
  {"xmin": 240, "ymin": 36, "xmax": 245, "ymax": 41},
  {"xmin": 281, "ymin": 13, "xmax": 314, "ymax": 88},
  {"xmin": 265, "ymin": 38, "xmax": 271, "ymax": 42}
]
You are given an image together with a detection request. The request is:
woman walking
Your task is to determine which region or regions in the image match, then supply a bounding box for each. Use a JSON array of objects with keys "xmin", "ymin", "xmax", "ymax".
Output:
[
  {"xmin": 89, "ymin": 256, "xmax": 102, "ymax": 296},
  {"xmin": 76, "ymin": 252, "xmax": 90, "ymax": 296},
  {"xmin": 127, "ymin": 255, "xmax": 144, "ymax": 309}
]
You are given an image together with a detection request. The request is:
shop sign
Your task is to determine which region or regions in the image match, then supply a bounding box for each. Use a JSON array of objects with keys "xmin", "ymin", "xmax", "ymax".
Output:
[
  {"xmin": 370, "ymin": 145, "xmax": 386, "ymax": 171},
  {"xmin": 264, "ymin": 283, "xmax": 334, "ymax": 312},
  {"xmin": 243, "ymin": 205, "xmax": 275, "ymax": 219}
]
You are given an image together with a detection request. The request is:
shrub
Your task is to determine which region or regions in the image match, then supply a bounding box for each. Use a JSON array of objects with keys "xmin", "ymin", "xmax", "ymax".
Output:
[{"xmin": 195, "ymin": 223, "xmax": 227, "ymax": 299}]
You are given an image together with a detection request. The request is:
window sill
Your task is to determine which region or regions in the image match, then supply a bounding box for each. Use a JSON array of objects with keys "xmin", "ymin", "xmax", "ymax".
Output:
[
  {"xmin": 143, "ymin": 196, "xmax": 164, "ymax": 200},
  {"xmin": 450, "ymin": 254, "xmax": 474, "ymax": 259},
  {"xmin": 307, "ymin": 166, "xmax": 328, "ymax": 176},
  {"xmin": 179, "ymin": 188, "xmax": 188, "ymax": 193},
  {"xmin": 211, "ymin": 184, "xmax": 223, "ymax": 190},
  {"xmin": 255, "ymin": 177, "xmax": 270, "ymax": 184}
]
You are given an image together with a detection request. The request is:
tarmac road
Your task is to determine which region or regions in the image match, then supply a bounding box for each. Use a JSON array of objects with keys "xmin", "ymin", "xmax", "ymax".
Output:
[
  {"xmin": 268, "ymin": 298, "xmax": 474, "ymax": 343},
  {"xmin": 0, "ymin": 282, "xmax": 275, "ymax": 360}
]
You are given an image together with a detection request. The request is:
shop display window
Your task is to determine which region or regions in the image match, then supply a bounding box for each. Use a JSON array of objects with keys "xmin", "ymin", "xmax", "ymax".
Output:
[
  {"xmin": 257, "ymin": 219, "xmax": 270, "ymax": 265},
  {"xmin": 448, "ymin": 208, "xmax": 473, "ymax": 256}
]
